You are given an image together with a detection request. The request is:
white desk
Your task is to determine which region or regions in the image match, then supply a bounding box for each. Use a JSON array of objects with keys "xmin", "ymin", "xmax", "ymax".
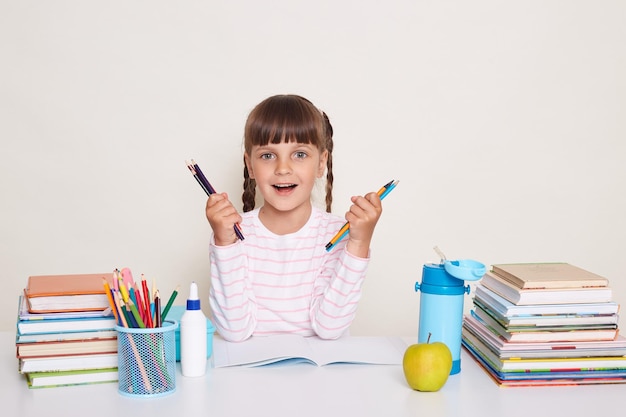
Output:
[{"xmin": 2, "ymin": 332, "xmax": 623, "ymax": 417}]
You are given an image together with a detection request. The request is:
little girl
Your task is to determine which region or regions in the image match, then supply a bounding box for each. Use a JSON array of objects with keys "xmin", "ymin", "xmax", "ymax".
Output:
[{"xmin": 206, "ymin": 94, "xmax": 383, "ymax": 342}]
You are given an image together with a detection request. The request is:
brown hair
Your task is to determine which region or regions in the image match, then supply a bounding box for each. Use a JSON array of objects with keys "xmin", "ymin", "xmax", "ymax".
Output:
[{"xmin": 242, "ymin": 94, "xmax": 334, "ymax": 212}]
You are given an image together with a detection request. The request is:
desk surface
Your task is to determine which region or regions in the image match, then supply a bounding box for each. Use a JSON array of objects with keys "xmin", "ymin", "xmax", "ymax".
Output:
[{"xmin": 2, "ymin": 332, "xmax": 624, "ymax": 417}]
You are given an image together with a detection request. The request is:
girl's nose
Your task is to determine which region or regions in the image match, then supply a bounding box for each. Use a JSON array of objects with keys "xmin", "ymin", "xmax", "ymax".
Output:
[{"xmin": 275, "ymin": 157, "xmax": 292, "ymax": 175}]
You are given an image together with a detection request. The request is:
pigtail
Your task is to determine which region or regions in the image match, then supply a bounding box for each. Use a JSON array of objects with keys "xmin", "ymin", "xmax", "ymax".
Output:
[
  {"xmin": 322, "ymin": 112, "xmax": 334, "ymax": 213},
  {"xmin": 325, "ymin": 155, "xmax": 334, "ymax": 213},
  {"xmin": 242, "ymin": 156, "xmax": 256, "ymax": 212}
]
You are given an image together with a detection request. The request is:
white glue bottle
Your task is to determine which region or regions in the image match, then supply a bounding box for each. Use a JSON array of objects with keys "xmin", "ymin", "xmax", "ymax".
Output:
[{"xmin": 180, "ymin": 281, "xmax": 207, "ymax": 377}]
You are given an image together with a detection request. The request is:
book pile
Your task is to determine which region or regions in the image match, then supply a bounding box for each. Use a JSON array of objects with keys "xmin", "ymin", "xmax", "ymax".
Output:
[
  {"xmin": 15, "ymin": 273, "xmax": 119, "ymax": 388},
  {"xmin": 461, "ymin": 263, "xmax": 626, "ymax": 387}
]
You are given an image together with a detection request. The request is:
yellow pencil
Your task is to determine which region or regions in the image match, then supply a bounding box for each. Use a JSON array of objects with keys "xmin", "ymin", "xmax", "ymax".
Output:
[{"xmin": 118, "ymin": 280, "xmax": 131, "ymax": 303}]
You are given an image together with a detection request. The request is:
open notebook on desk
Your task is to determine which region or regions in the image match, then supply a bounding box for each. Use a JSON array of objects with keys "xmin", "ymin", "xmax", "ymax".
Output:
[{"xmin": 213, "ymin": 334, "xmax": 409, "ymax": 367}]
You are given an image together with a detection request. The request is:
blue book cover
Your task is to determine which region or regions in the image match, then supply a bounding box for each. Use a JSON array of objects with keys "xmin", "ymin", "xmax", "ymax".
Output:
[{"xmin": 16, "ymin": 296, "xmax": 116, "ymax": 335}]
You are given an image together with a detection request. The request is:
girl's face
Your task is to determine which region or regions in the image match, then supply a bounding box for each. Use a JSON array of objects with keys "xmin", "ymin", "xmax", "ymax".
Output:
[{"xmin": 245, "ymin": 140, "xmax": 327, "ymax": 222}]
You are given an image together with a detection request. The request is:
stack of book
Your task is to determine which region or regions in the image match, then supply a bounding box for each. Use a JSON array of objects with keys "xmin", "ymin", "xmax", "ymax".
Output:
[
  {"xmin": 15, "ymin": 273, "xmax": 119, "ymax": 388},
  {"xmin": 461, "ymin": 263, "xmax": 626, "ymax": 387}
]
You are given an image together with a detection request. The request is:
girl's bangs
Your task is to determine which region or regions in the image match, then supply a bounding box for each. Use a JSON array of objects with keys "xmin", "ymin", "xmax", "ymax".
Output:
[{"xmin": 248, "ymin": 119, "xmax": 322, "ymax": 149}]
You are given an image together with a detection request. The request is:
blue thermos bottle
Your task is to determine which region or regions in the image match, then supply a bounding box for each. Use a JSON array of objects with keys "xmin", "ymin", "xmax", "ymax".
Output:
[{"xmin": 415, "ymin": 258, "xmax": 485, "ymax": 375}]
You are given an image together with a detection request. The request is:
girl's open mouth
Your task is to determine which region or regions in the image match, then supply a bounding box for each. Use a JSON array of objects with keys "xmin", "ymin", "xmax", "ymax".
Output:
[{"xmin": 273, "ymin": 183, "xmax": 297, "ymax": 194}]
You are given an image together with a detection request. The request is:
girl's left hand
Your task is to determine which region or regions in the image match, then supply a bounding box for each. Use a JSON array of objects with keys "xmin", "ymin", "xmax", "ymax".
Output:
[{"xmin": 344, "ymin": 192, "xmax": 383, "ymax": 258}]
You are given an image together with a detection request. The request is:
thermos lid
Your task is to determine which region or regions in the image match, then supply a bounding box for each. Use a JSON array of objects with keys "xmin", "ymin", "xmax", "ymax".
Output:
[
  {"xmin": 419, "ymin": 263, "xmax": 466, "ymax": 295},
  {"xmin": 417, "ymin": 260, "xmax": 485, "ymax": 295},
  {"xmin": 444, "ymin": 259, "xmax": 486, "ymax": 281}
]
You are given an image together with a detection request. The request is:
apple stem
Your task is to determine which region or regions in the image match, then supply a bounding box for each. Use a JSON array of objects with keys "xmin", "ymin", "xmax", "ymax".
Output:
[{"xmin": 427, "ymin": 332, "xmax": 432, "ymax": 343}]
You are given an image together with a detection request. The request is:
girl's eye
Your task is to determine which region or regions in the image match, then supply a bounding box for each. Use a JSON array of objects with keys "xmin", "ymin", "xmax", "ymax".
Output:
[
  {"xmin": 260, "ymin": 153, "xmax": 275, "ymax": 160},
  {"xmin": 294, "ymin": 151, "xmax": 307, "ymax": 159}
]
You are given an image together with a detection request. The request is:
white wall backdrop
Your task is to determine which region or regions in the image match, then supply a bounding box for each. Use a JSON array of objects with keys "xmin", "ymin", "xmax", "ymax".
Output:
[{"xmin": 1, "ymin": 1, "xmax": 624, "ymax": 335}]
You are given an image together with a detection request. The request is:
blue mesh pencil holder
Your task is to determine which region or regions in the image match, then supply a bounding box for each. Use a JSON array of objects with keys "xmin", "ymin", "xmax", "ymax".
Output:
[{"xmin": 116, "ymin": 320, "xmax": 178, "ymax": 397}]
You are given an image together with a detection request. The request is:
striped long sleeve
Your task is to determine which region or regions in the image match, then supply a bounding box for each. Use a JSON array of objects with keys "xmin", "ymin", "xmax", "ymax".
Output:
[{"xmin": 208, "ymin": 207, "xmax": 370, "ymax": 342}]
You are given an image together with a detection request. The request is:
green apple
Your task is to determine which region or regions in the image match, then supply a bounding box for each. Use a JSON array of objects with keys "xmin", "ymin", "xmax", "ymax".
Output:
[{"xmin": 402, "ymin": 333, "xmax": 453, "ymax": 392}]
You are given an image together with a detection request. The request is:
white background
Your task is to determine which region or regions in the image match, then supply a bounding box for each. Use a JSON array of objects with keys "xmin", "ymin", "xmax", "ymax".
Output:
[{"xmin": 1, "ymin": 1, "xmax": 624, "ymax": 335}]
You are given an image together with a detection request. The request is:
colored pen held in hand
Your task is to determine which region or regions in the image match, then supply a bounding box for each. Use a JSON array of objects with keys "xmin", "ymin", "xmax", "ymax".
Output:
[
  {"xmin": 325, "ymin": 179, "xmax": 399, "ymax": 252},
  {"xmin": 186, "ymin": 159, "xmax": 245, "ymax": 241}
]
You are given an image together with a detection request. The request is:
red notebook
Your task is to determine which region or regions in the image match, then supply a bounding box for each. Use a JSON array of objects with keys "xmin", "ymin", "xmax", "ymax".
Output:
[{"xmin": 24, "ymin": 273, "xmax": 114, "ymax": 313}]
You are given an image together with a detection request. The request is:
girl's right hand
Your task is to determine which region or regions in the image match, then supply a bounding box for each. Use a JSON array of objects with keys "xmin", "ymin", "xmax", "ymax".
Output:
[{"xmin": 205, "ymin": 193, "xmax": 243, "ymax": 246}]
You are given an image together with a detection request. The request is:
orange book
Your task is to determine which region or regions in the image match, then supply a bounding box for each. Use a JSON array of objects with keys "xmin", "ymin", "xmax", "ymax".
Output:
[{"xmin": 24, "ymin": 273, "xmax": 114, "ymax": 314}]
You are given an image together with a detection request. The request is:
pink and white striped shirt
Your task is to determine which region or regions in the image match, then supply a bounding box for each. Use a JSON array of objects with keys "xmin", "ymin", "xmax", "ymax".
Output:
[{"xmin": 208, "ymin": 207, "xmax": 370, "ymax": 342}]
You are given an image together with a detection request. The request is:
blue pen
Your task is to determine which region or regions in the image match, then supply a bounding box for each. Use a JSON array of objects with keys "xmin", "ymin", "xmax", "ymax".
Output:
[{"xmin": 325, "ymin": 180, "xmax": 399, "ymax": 251}]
